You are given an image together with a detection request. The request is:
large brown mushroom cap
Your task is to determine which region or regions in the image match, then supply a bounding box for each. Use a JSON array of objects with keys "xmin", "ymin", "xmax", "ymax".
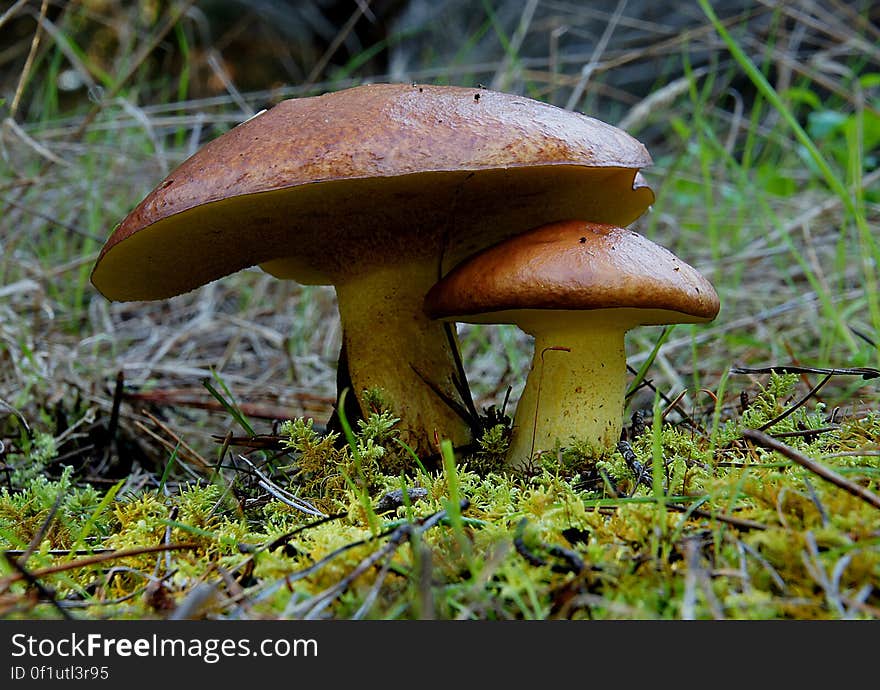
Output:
[
  {"xmin": 424, "ymin": 220, "xmax": 720, "ymax": 325},
  {"xmin": 91, "ymin": 83, "xmax": 654, "ymax": 301}
]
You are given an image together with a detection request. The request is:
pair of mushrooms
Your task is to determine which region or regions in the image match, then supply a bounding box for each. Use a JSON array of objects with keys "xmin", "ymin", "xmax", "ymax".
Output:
[{"xmin": 91, "ymin": 83, "xmax": 719, "ymax": 467}]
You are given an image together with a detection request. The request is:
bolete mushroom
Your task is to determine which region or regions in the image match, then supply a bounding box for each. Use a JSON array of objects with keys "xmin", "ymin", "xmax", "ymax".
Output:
[
  {"xmin": 424, "ymin": 220, "xmax": 720, "ymax": 466},
  {"xmin": 91, "ymin": 83, "xmax": 655, "ymax": 459}
]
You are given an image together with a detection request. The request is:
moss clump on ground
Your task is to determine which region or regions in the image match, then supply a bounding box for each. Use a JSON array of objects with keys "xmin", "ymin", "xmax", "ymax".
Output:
[{"xmin": 0, "ymin": 373, "xmax": 878, "ymax": 620}]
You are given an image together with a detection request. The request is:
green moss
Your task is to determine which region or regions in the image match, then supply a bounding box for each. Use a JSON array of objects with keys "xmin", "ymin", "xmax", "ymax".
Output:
[{"xmin": 1, "ymin": 373, "xmax": 878, "ymax": 620}]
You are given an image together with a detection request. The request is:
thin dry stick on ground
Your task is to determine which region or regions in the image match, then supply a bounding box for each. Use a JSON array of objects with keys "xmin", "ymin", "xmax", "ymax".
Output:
[{"xmin": 743, "ymin": 428, "xmax": 880, "ymax": 511}]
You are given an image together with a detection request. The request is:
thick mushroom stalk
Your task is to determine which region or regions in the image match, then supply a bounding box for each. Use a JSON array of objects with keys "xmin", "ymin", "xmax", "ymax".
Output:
[
  {"xmin": 508, "ymin": 310, "xmax": 635, "ymax": 464},
  {"xmin": 335, "ymin": 260, "xmax": 472, "ymax": 451}
]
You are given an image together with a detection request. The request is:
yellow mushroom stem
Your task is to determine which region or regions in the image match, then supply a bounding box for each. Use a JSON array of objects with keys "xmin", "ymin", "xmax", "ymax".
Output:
[
  {"xmin": 335, "ymin": 260, "xmax": 473, "ymax": 457},
  {"xmin": 506, "ymin": 308, "xmax": 690, "ymax": 467}
]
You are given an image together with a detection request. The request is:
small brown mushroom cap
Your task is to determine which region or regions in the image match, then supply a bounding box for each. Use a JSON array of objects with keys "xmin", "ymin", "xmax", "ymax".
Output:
[
  {"xmin": 425, "ymin": 220, "xmax": 719, "ymax": 465},
  {"xmin": 424, "ymin": 220, "xmax": 720, "ymax": 324},
  {"xmin": 91, "ymin": 83, "xmax": 654, "ymax": 301}
]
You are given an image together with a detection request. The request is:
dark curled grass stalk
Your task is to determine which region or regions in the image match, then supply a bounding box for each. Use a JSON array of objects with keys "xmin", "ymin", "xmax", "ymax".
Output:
[
  {"xmin": 0, "ymin": 543, "xmax": 199, "ymax": 589},
  {"xmin": 513, "ymin": 518, "xmax": 585, "ymax": 575}
]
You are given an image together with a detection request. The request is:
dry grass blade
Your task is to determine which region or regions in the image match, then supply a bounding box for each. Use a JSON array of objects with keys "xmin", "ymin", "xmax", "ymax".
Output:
[
  {"xmin": 667, "ymin": 501, "xmax": 768, "ymax": 532},
  {"xmin": 8, "ymin": 0, "xmax": 47, "ymax": 117},
  {"xmin": 0, "ymin": 0, "xmax": 30, "ymax": 31},
  {"xmin": 137, "ymin": 410, "xmax": 211, "ymax": 471},
  {"xmin": 168, "ymin": 581, "xmax": 220, "ymax": 620},
  {"xmin": 731, "ymin": 365, "xmax": 880, "ymax": 380},
  {"xmin": 305, "ymin": 0, "xmax": 373, "ymax": 85},
  {"xmin": 70, "ymin": 0, "xmax": 199, "ymax": 140},
  {"xmin": 285, "ymin": 500, "xmax": 465, "ymax": 619},
  {"xmin": 2, "ymin": 551, "xmax": 74, "ymax": 619},
  {"xmin": 564, "ymin": 0, "xmax": 628, "ymax": 110},
  {"xmin": 15, "ymin": 489, "xmax": 64, "ymax": 567},
  {"xmin": 235, "ymin": 453, "xmax": 326, "ymax": 518},
  {"xmin": 619, "ymin": 67, "xmax": 709, "ymax": 130},
  {"xmin": 0, "ymin": 543, "xmax": 198, "ymax": 588}
]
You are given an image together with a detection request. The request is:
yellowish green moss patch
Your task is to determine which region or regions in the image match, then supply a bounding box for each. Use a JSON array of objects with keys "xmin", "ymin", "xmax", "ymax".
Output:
[{"xmin": 1, "ymin": 374, "xmax": 878, "ymax": 619}]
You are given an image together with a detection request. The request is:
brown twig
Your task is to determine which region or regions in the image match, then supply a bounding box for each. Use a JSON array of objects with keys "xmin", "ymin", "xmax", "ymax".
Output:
[
  {"xmin": 106, "ymin": 370, "xmax": 124, "ymax": 450},
  {"xmin": 661, "ymin": 389, "xmax": 690, "ymax": 421},
  {"xmin": 16, "ymin": 489, "xmax": 65, "ymax": 566},
  {"xmin": 138, "ymin": 410, "xmax": 211, "ymax": 470},
  {"xmin": 2, "ymin": 552, "xmax": 73, "ymax": 619},
  {"xmin": 667, "ymin": 501, "xmax": 768, "ymax": 532},
  {"xmin": 730, "ymin": 365, "xmax": 880, "ymax": 380},
  {"xmin": 9, "ymin": 0, "xmax": 48, "ymax": 117},
  {"xmin": 125, "ymin": 388, "xmax": 330, "ymax": 420},
  {"xmin": 742, "ymin": 428, "xmax": 880, "ymax": 511},
  {"xmin": 0, "ymin": 543, "xmax": 198, "ymax": 588},
  {"xmin": 625, "ymin": 364, "xmax": 702, "ymax": 431}
]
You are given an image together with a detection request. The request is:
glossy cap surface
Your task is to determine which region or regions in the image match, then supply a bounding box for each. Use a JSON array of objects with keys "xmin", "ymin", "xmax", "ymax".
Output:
[
  {"xmin": 92, "ymin": 83, "xmax": 655, "ymax": 300},
  {"xmin": 424, "ymin": 220, "xmax": 719, "ymax": 324}
]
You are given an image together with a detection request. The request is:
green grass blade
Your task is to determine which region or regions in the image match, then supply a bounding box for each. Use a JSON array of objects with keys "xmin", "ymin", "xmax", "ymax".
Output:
[
  {"xmin": 203, "ymin": 371, "xmax": 255, "ymax": 436},
  {"xmin": 74, "ymin": 478, "xmax": 124, "ymax": 546},
  {"xmin": 698, "ymin": 0, "xmax": 850, "ymax": 210},
  {"xmin": 626, "ymin": 325, "xmax": 674, "ymax": 401}
]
